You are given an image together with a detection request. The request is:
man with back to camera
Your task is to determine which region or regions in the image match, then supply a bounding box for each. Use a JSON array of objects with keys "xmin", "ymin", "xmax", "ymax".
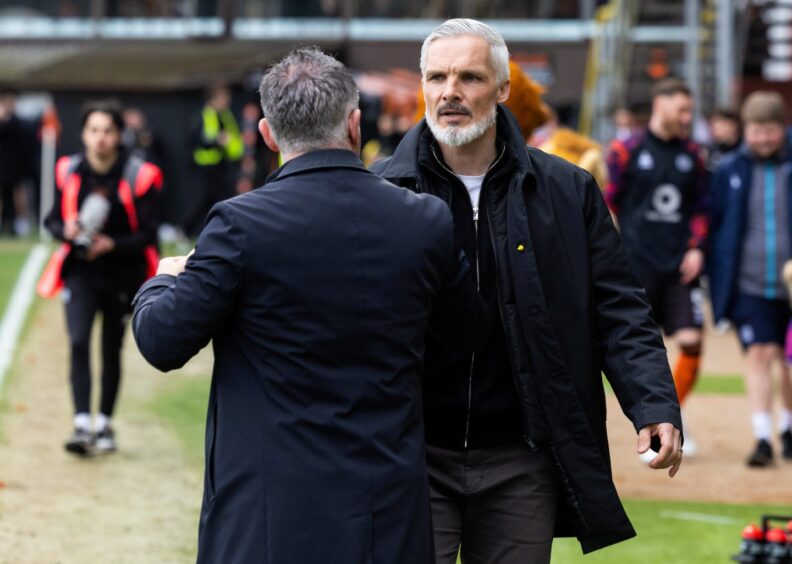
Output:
[
  {"xmin": 131, "ymin": 48, "xmax": 487, "ymax": 563},
  {"xmin": 606, "ymin": 79, "xmax": 709, "ymax": 458},
  {"xmin": 38, "ymin": 99, "xmax": 162, "ymax": 455},
  {"xmin": 371, "ymin": 18, "xmax": 682, "ymax": 562}
]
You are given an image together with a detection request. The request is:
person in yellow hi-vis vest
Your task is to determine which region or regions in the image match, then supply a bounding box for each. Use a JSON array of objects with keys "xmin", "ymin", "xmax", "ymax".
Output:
[{"xmin": 187, "ymin": 83, "xmax": 243, "ymax": 235}]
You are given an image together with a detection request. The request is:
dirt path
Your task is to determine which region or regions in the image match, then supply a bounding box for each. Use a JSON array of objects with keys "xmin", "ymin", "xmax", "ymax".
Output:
[
  {"xmin": 0, "ymin": 297, "xmax": 211, "ymax": 563},
  {"xmin": 608, "ymin": 326, "xmax": 792, "ymax": 504}
]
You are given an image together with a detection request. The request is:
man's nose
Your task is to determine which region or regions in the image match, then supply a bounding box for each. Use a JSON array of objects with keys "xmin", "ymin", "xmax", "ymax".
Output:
[{"xmin": 441, "ymin": 77, "xmax": 462, "ymax": 101}]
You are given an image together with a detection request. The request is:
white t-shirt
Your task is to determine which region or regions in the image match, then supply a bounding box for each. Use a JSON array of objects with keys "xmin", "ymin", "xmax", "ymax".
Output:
[{"xmin": 458, "ymin": 173, "xmax": 486, "ymax": 218}]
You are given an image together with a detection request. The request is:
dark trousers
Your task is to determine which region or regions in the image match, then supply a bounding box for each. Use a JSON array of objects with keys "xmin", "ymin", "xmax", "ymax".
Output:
[
  {"xmin": 63, "ymin": 266, "xmax": 131, "ymax": 417},
  {"xmin": 0, "ymin": 180, "xmax": 15, "ymax": 235},
  {"xmin": 427, "ymin": 442, "xmax": 558, "ymax": 564}
]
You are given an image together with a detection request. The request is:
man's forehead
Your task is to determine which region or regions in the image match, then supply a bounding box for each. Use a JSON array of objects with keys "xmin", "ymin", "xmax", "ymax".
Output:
[{"xmin": 424, "ymin": 36, "xmax": 492, "ymax": 71}]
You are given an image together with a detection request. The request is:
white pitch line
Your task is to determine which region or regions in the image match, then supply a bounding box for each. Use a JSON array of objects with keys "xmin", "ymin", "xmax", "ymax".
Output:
[
  {"xmin": 659, "ymin": 510, "xmax": 744, "ymax": 526},
  {"xmin": 0, "ymin": 243, "xmax": 49, "ymax": 391}
]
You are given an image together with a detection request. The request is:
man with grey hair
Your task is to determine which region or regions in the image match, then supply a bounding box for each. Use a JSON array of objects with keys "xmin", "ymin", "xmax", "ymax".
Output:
[
  {"xmin": 131, "ymin": 47, "xmax": 486, "ymax": 563},
  {"xmin": 372, "ymin": 18, "xmax": 683, "ymax": 562}
]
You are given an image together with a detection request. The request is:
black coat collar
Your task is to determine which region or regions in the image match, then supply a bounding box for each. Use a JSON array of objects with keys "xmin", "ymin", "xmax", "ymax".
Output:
[{"xmin": 265, "ymin": 148, "xmax": 367, "ymax": 184}]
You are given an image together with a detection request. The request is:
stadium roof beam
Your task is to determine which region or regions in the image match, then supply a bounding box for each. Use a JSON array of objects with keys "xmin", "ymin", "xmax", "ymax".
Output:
[{"xmin": 0, "ymin": 17, "xmax": 699, "ymax": 45}]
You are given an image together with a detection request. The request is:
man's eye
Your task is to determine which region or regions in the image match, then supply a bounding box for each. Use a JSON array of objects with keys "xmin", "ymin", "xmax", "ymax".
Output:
[{"xmin": 428, "ymin": 74, "xmax": 444, "ymax": 81}]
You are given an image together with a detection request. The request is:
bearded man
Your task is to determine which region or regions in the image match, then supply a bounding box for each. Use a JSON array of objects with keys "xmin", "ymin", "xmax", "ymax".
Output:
[{"xmin": 371, "ymin": 18, "xmax": 683, "ymax": 564}]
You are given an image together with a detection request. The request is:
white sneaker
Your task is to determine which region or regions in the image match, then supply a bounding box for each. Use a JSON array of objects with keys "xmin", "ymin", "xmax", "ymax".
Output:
[{"xmin": 94, "ymin": 426, "xmax": 117, "ymax": 453}]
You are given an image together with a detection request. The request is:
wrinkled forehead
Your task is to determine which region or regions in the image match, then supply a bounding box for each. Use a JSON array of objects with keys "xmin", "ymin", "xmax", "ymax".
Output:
[{"xmin": 423, "ymin": 35, "xmax": 494, "ymax": 75}]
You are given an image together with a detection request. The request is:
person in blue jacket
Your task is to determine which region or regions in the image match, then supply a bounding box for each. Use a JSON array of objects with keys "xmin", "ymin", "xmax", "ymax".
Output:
[
  {"xmin": 131, "ymin": 47, "xmax": 487, "ymax": 564},
  {"xmin": 709, "ymin": 90, "xmax": 792, "ymax": 467}
]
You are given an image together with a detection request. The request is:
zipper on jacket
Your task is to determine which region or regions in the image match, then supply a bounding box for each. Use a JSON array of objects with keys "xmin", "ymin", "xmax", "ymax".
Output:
[
  {"xmin": 464, "ymin": 206, "xmax": 480, "ymax": 449},
  {"xmin": 431, "ymin": 145, "xmax": 504, "ymax": 450}
]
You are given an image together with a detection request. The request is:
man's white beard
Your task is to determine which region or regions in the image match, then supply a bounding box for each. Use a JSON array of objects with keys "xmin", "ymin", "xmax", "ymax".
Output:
[{"xmin": 426, "ymin": 106, "xmax": 497, "ymax": 148}]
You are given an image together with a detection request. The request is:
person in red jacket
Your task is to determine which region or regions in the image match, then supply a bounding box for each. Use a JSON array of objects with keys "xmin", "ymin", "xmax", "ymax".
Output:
[{"xmin": 39, "ymin": 99, "xmax": 162, "ymax": 456}]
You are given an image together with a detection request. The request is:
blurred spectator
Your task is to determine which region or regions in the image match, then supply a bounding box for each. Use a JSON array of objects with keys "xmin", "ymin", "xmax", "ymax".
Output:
[
  {"xmin": 0, "ymin": 89, "xmax": 25, "ymax": 236},
  {"xmin": 236, "ymin": 101, "xmax": 277, "ymax": 193},
  {"xmin": 706, "ymin": 107, "xmax": 742, "ymax": 172},
  {"xmin": 708, "ymin": 91, "xmax": 792, "ymax": 468},
  {"xmin": 187, "ymin": 84, "xmax": 243, "ymax": 236},
  {"xmin": 529, "ymin": 107, "xmax": 608, "ymax": 189},
  {"xmin": 38, "ymin": 99, "xmax": 162, "ymax": 456},
  {"xmin": 122, "ymin": 106, "xmax": 165, "ymax": 169},
  {"xmin": 606, "ymin": 79, "xmax": 709, "ymax": 458},
  {"xmin": 613, "ymin": 106, "xmax": 637, "ymax": 142}
]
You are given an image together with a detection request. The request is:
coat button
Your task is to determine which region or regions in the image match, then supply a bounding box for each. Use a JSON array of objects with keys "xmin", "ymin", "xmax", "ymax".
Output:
[{"xmin": 517, "ymin": 244, "xmax": 525, "ymax": 252}]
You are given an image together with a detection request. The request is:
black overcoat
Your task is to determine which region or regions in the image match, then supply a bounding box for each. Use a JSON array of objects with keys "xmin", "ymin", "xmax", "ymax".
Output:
[
  {"xmin": 371, "ymin": 108, "xmax": 682, "ymax": 553},
  {"xmin": 132, "ymin": 149, "xmax": 484, "ymax": 564}
]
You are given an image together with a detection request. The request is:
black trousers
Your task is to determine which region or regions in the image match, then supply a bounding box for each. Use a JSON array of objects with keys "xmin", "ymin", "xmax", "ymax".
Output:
[
  {"xmin": 63, "ymin": 266, "xmax": 132, "ymax": 417},
  {"xmin": 0, "ymin": 180, "xmax": 16, "ymax": 235},
  {"xmin": 427, "ymin": 442, "xmax": 559, "ymax": 564}
]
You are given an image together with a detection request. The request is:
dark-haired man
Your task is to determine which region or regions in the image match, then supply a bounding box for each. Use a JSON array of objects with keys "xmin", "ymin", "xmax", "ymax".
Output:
[
  {"xmin": 40, "ymin": 100, "xmax": 162, "ymax": 455},
  {"xmin": 186, "ymin": 84, "xmax": 243, "ymax": 236},
  {"xmin": 606, "ymin": 79, "xmax": 709, "ymax": 457}
]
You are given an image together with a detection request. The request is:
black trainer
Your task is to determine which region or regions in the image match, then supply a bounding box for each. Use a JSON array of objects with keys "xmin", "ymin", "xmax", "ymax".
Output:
[
  {"xmin": 746, "ymin": 439, "xmax": 774, "ymax": 468},
  {"xmin": 65, "ymin": 427, "xmax": 93, "ymax": 456},
  {"xmin": 781, "ymin": 430, "xmax": 792, "ymax": 460},
  {"xmin": 94, "ymin": 426, "xmax": 116, "ymax": 453}
]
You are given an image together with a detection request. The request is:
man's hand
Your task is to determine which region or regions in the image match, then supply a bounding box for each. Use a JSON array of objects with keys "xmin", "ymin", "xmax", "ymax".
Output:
[
  {"xmin": 679, "ymin": 248, "xmax": 704, "ymax": 284},
  {"xmin": 85, "ymin": 234, "xmax": 115, "ymax": 261},
  {"xmin": 64, "ymin": 220, "xmax": 81, "ymax": 241},
  {"xmin": 637, "ymin": 422, "xmax": 683, "ymax": 477},
  {"xmin": 156, "ymin": 249, "xmax": 194, "ymax": 276}
]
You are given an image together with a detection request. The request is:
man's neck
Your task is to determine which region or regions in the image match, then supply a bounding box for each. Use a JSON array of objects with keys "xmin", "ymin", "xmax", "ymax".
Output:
[
  {"xmin": 648, "ymin": 117, "xmax": 672, "ymax": 141},
  {"xmin": 437, "ymin": 126, "xmax": 498, "ymax": 176},
  {"xmin": 86, "ymin": 152, "xmax": 118, "ymax": 175}
]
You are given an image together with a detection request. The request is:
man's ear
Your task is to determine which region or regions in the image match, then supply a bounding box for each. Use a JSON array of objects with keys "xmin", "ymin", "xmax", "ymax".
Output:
[
  {"xmin": 498, "ymin": 79, "xmax": 511, "ymax": 104},
  {"xmin": 348, "ymin": 108, "xmax": 362, "ymax": 151},
  {"xmin": 259, "ymin": 118, "xmax": 280, "ymax": 153}
]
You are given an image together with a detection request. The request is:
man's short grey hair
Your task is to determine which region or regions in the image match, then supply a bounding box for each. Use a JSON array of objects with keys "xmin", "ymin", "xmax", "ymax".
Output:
[
  {"xmin": 259, "ymin": 47, "xmax": 359, "ymax": 155},
  {"xmin": 420, "ymin": 19, "xmax": 510, "ymax": 86}
]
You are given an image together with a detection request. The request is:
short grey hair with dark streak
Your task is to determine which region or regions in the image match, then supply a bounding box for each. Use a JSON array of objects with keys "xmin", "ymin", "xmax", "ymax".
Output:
[{"xmin": 259, "ymin": 47, "xmax": 359, "ymax": 155}]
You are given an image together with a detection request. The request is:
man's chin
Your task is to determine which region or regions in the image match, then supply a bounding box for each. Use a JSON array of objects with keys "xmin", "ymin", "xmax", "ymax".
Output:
[{"xmin": 427, "ymin": 121, "xmax": 489, "ymax": 148}]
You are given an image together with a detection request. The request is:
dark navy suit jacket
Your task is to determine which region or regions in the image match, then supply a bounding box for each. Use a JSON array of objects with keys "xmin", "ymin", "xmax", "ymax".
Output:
[{"xmin": 132, "ymin": 149, "xmax": 484, "ymax": 564}]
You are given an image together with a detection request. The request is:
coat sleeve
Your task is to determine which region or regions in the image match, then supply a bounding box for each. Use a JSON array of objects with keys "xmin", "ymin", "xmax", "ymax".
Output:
[
  {"xmin": 428, "ymin": 205, "xmax": 490, "ymax": 351},
  {"xmin": 583, "ymin": 173, "xmax": 682, "ymax": 433},
  {"xmin": 131, "ymin": 203, "xmax": 244, "ymax": 371}
]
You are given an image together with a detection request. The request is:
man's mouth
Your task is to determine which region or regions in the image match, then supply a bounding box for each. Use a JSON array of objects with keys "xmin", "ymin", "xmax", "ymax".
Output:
[{"xmin": 438, "ymin": 105, "xmax": 471, "ymax": 118}]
